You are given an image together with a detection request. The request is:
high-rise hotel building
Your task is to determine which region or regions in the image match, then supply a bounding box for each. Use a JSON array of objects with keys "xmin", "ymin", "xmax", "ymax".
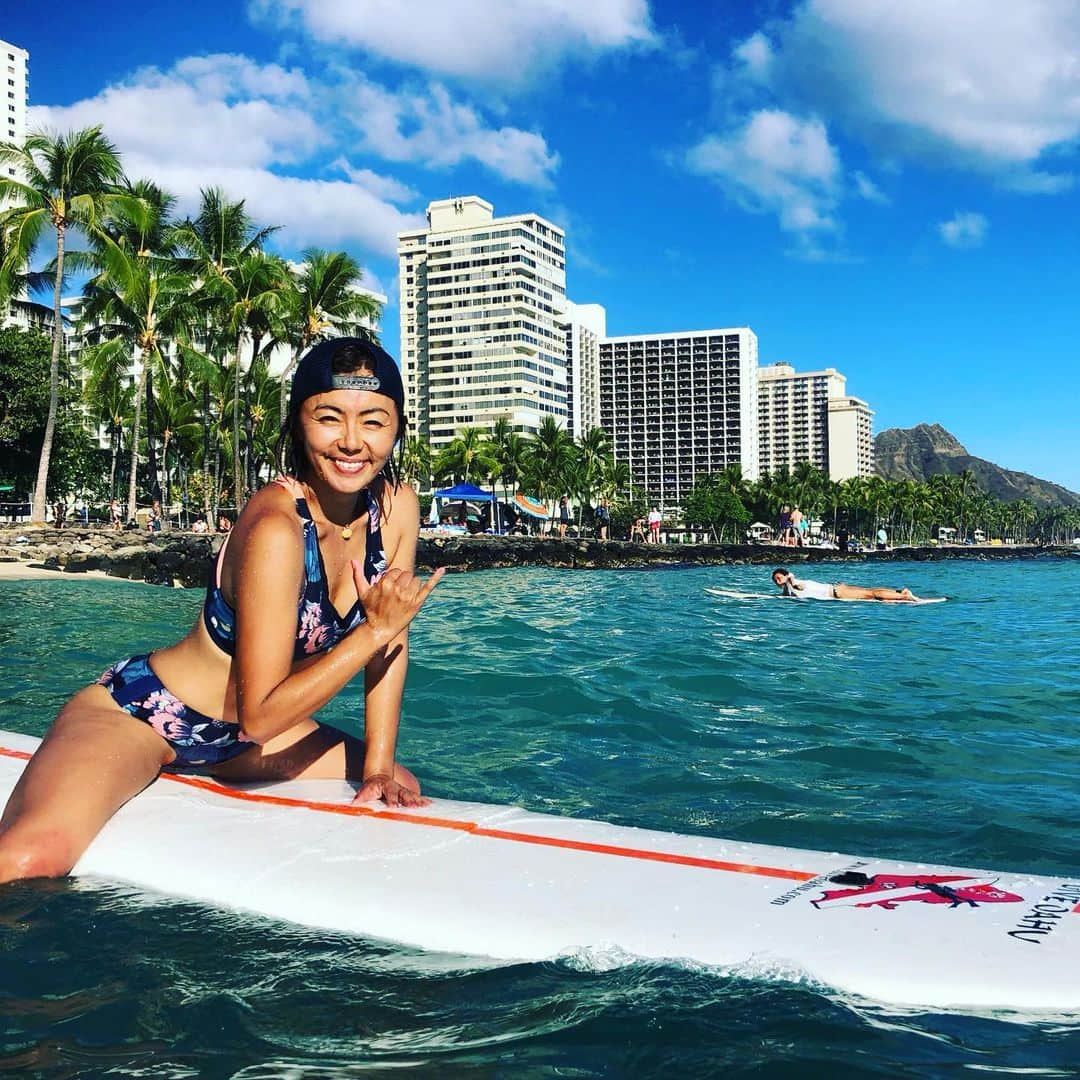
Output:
[
  {"xmin": 2, "ymin": 37, "xmax": 28, "ymax": 219},
  {"xmin": 599, "ymin": 328, "xmax": 759, "ymax": 509},
  {"xmin": 558, "ymin": 301, "xmax": 606, "ymax": 440},
  {"xmin": 1, "ymin": 38, "xmax": 27, "ymax": 158},
  {"xmin": 397, "ymin": 196, "xmax": 568, "ymax": 451},
  {"xmin": 757, "ymin": 363, "xmax": 874, "ymax": 481}
]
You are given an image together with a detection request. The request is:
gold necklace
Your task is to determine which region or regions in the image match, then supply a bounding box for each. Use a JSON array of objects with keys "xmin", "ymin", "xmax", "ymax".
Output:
[{"xmin": 339, "ymin": 496, "xmax": 366, "ymax": 540}]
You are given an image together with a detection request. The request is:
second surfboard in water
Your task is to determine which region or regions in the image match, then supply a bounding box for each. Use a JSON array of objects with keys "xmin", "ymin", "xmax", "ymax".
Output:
[{"xmin": 705, "ymin": 587, "xmax": 948, "ymax": 604}]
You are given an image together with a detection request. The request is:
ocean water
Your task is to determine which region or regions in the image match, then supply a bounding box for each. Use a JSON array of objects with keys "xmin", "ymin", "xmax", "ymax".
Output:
[{"xmin": 0, "ymin": 557, "xmax": 1077, "ymax": 1077}]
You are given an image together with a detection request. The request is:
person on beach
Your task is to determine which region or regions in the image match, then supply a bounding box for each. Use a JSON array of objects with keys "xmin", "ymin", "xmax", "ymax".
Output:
[
  {"xmin": 771, "ymin": 568, "xmax": 918, "ymax": 602},
  {"xmin": 647, "ymin": 508, "xmax": 662, "ymax": 543},
  {"xmin": 0, "ymin": 337, "xmax": 443, "ymax": 885},
  {"xmin": 557, "ymin": 496, "xmax": 572, "ymax": 538},
  {"xmin": 594, "ymin": 499, "xmax": 610, "ymax": 541},
  {"xmin": 109, "ymin": 499, "xmax": 123, "ymax": 531},
  {"xmin": 778, "ymin": 505, "xmax": 792, "ymax": 545},
  {"xmin": 147, "ymin": 500, "xmax": 163, "ymax": 533},
  {"xmin": 790, "ymin": 507, "xmax": 805, "ymax": 547},
  {"xmin": 630, "ymin": 516, "xmax": 646, "ymax": 542}
]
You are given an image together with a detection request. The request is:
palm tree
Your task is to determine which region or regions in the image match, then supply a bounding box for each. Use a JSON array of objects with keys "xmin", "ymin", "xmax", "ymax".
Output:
[
  {"xmin": 435, "ymin": 426, "xmax": 494, "ymax": 485},
  {"xmin": 0, "ymin": 126, "xmax": 132, "ymax": 522},
  {"xmin": 83, "ymin": 367, "xmax": 133, "ymax": 500},
  {"xmin": 276, "ymin": 249, "xmax": 381, "ymax": 424},
  {"xmin": 575, "ymin": 426, "xmax": 611, "ymax": 525},
  {"xmin": 241, "ymin": 353, "xmax": 283, "ymax": 491},
  {"xmin": 492, "ymin": 429, "xmax": 529, "ymax": 501},
  {"xmin": 598, "ymin": 456, "xmax": 631, "ymax": 504},
  {"xmin": 173, "ymin": 188, "xmax": 278, "ymax": 512},
  {"xmin": 401, "ymin": 434, "xmax": 433, "ymax": 491},
  {"xmin": 219, "ymin": 250, "xmax": 289, "ymax": 506},
  {"xmin": 147, "ymin": 364, "xmax": 205, "ymax": 511},
  {"xmin": 527, "ymin": 417, "xmax": 575, "ymax": 527},
  {"xmin": 78, "ymin": 190, "xmax": 197, "ymax": 521}
]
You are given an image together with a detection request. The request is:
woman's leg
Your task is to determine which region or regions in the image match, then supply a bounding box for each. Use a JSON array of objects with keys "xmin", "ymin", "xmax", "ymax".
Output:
[
  {"xmin": 206, "ymin": 718, "xmax": 420, "ymax": 791},
  {"xmin": 0, "ymin": 685, "xmax": 173, "ymax": 883},
  {"xmin": 833, "ymin": 584, "xmax": 916, "ymax": 601}
]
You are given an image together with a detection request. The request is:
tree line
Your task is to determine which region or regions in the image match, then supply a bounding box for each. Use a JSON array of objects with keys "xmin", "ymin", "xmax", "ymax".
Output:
[
  {"xmin": 681, "ymin": 462, "xmax": 1079, "ymax": 546},
  {"xmin": 0, "ymin": 126, "xmax": 378, "ymax": 524}
]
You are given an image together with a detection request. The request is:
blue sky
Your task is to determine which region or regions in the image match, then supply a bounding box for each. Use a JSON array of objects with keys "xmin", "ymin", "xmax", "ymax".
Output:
[{"xmin": 6, "ymin": 0, "xmax": 1080, "ymax": 490}]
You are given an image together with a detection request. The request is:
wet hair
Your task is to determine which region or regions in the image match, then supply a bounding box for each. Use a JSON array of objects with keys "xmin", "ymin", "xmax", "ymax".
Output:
[
  {"xmin": 275, "ymin": 341, "xmax": 407, "ymax": 507},
  {"xmin": 772, "ymin": 567, "xmax": 791, "ymax": 581}
]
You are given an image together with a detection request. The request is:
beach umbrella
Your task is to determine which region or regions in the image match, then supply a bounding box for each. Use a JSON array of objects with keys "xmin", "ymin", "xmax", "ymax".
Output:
[{"xmin": 513, "ymin": 494, "xmax": 550, "ymax": 519}]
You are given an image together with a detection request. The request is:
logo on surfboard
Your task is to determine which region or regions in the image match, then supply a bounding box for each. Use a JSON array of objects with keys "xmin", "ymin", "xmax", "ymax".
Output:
[{"xmin": 811, "ymin": 870, "xmax": 1024, "ymax": 911}]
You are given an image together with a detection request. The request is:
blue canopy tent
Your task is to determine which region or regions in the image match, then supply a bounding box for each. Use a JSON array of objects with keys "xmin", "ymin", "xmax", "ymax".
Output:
[
  {"xmin": 434, "ymin": 482, "xmax": 494, "ymax": 502},
  {"xmin": 434, "ymin": 481, "xmax": 499, "ymax": 531}
]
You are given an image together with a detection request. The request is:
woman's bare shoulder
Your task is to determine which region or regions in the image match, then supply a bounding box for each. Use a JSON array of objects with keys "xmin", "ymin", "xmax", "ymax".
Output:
[
  {"xmin": 231, "ymin": 484, "xmax": 304, "ymax": 551},
  {"xmin": 380, "ymin": 481, "xmax": 418, "ymax": 532}
]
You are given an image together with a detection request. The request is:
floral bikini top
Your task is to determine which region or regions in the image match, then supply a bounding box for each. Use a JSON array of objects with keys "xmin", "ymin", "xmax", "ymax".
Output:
[{"xmin": 203, "ymin": 479, "xmax": 389, "ymax": 659}]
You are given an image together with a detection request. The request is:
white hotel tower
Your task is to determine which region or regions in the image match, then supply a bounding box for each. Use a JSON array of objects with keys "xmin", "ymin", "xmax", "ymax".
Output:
[
  {"xmin": 397, "ymin": 196, "xmax": 568, "ymax": 450},
  {"xmin": 598, "ymin": 328, "xmax": 760, "ymax": 510},
  {"xmin": 757, "ymin": 363, "xmax": 874, "ymax": 481},
  {"xmin": 1, "ymin": 38, "xmax": 28, "ymax": 156}
]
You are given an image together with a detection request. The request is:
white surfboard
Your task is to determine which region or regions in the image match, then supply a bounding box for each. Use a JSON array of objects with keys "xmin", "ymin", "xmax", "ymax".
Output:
[
  {"xmin": 1, "ymin": 732, "xmax": 1075, "ymax": 1013},
  {"xmin": 705, "ymin": 587, "xmax": 948, "ymax": 604}
]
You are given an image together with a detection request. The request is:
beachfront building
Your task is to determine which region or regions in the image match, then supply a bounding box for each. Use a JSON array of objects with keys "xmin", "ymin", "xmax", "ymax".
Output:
[
  {"xmin": 598, "ymin": 328, "xmax": 760, "ymax": 510},
  {"xmin": 826, "ymin": 395, "xmax": 875, "ymax": 481},
  {"xmin": 398, "ymin": 196, "xmax": 568, "ymax": 451},
  {"xmin": 1, "ymin": 38, "xmax": 33, "ymax": 330},
  {"xmin": 1, "ymin": 37, "xmax": 27, "ymax": 166},
  {"xmin": 558, "ymin": 301, "xmax": 606, "ymax": 440},
  {"xmin": 757, "ymin": 363, "xmax": 874, "ymax": 481}
]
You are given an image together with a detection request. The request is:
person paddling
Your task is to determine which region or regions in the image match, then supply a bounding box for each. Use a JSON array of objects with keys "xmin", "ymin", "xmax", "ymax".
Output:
[
  {"xmin": 0, "ymin": 338, "xmax": 443, "ymax": 884},
  {"xmin": 771, "ymin": 568, "xmax": 919, "ymax": 602}
]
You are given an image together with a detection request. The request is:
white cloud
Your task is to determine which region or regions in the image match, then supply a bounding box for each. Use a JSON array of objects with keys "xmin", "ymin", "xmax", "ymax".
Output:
[
  {"xmin": 338, "ymin": 76, "xmax": 559, "ymax": 186},
  {"xmin": 32, "ymin": 55, "xmax": 323, "ymax": 169},
  {"xmin": 853, "ymin": 170, "xmax": 889, "ymax": 204},
  {"xmin": 329, "ymin": 158, "xmax": 417, "ymax": 204},
  {"xmin": 938, "ymin": 211, "xmax": 988, "ymax": 249},
  {"xmin": 687, "ymin": 109, "xmax": 841, "ymax": 239},
  {"xmin": 249, "ymin": 0, "xmax": 656, "ymax": 85},
  {"xmin": 731, "ymin": 0, "xmax": 1080, "ymax": 188},
  {"xmin": 732, "ymin": 31, "xmax": 773, "ymax": 83},
  {"xmin": 28, "ymin": 53, "xmax": 557, "ymax": 257}
]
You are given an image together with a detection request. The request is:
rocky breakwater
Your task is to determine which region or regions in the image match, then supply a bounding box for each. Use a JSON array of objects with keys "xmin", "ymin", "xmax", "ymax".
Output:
[
  {"xmin": 0, "ymin": 526, "xmax": 219, "ymax": 587},
  {"xmin": 0, "ymin": 525, "xmax": 1064, "ymax": 587},
  {"xmin": 412, "ymin": 535, "xmax": 1059, "ymax": 572}
]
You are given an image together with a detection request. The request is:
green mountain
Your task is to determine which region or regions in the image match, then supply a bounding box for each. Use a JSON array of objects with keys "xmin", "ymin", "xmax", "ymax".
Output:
[{"xmin": 873, "ymin": 424, "xmax": 1080, "ymax": 508}]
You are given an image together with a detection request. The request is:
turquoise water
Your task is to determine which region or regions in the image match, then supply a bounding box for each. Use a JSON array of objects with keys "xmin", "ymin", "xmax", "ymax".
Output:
[{"xmin": 1, "ymin": 558, "xmax": 1078, "ymax": 1076}]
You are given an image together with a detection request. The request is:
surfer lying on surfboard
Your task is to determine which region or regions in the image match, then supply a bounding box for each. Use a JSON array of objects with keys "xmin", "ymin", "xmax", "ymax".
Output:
[
  {"xmin": 0, "ymin": 337, "xmax": 444, "ymax": 885},
  {"xmin": 772, "ymin": 568, "xmax": 920, "ymax": 602}
]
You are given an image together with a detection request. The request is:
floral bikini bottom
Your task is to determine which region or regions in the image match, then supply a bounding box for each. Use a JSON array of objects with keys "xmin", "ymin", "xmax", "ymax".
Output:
[{"xmin": 97, "ymin": 654, "xmax": 255, "ymax": 770}]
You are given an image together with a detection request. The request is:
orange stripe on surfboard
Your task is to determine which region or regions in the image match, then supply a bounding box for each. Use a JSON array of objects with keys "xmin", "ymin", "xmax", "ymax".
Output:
[{"xmin": 1, "ymin": 742, "xmax": 816, "ymax": 883}]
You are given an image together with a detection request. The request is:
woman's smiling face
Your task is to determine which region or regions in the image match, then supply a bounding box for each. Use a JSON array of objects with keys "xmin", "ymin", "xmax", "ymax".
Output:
[{"xmin": 299, "ymin": 388, "xmax": 399, "ymax": 493}]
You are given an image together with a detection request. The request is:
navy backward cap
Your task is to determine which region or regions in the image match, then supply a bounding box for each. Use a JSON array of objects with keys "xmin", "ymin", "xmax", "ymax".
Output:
[{"xmin": 288, "ymin": 337, "xmax": 405, "ymax": 420}]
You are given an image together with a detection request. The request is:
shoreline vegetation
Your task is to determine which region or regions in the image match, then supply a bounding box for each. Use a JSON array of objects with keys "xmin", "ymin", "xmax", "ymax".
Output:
[{"xmin": 0, "ymin": 525, "xmax": 1071, "ymax": 588}]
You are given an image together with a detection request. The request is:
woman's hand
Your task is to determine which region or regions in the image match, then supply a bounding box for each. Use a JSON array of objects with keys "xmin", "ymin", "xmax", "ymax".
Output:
[
  {"xmin": 352, "ymin": 773, "xmax": 430, "ymax": 808},
  {"xmin": 352, "ymin": 563, "xmax": 445, "ymax": 647}
]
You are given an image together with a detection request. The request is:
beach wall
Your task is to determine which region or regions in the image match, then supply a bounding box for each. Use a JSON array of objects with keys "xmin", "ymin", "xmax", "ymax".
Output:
[{"xmin": 0, "ymin": 525, "xmax": 1070, "ymax": 587}]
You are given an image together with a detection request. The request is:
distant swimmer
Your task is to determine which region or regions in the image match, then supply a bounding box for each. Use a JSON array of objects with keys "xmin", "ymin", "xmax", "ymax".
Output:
[{"xmin": 771, "ymin": 568, "xmax": 919, "ymax": 602}]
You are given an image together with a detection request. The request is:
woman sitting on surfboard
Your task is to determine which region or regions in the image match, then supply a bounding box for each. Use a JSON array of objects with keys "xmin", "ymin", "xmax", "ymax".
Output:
[
  {"xmin": 771, "ymin": 568, "xmax": 920, "ymax": 602},
  {"xmin": 0, "ymin": 338, "xmax": 443, "ymax": 884}
]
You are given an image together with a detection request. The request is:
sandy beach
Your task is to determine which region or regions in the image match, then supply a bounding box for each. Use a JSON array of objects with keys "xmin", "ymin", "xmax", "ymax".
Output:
[{"xmin": 0, "ymin": 560, "xmax": 116, "ymax": 582}]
